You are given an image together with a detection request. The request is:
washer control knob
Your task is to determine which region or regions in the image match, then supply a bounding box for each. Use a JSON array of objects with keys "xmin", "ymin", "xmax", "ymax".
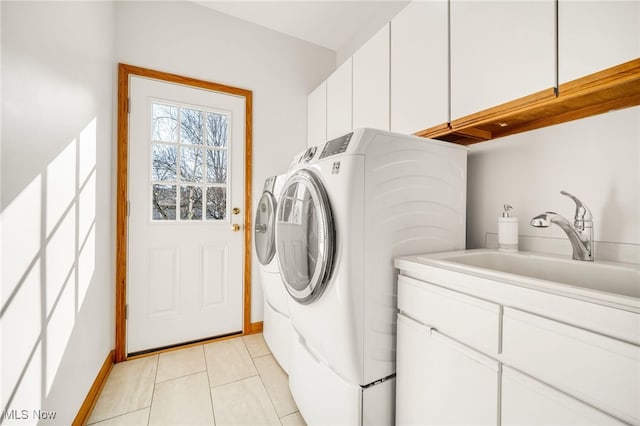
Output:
[{"xmin": 303, "ymin": 146, "xmax": 317, "ymax": 163}]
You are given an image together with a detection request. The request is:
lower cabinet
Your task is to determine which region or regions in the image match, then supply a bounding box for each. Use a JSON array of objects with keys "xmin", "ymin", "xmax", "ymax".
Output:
[
  {"xmin": 502, "ymin": 366, "xmax": 625, "ymax": 426},
  {"xmin": 396, "ymin": 314, "xmax": 499, "ymax": 425},
  {"xmin": 396, "ymin": 273, "xmax": 639, "ymax": 425},
  {"xmin": 502, "ymin": 307, "xmax": 639, "ymax": 424}
]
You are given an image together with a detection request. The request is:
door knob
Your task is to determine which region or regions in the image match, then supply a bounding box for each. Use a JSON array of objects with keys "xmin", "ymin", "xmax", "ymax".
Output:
[
  {"xmin": 231, "ymin": 224, "xmax": 241, "ymax": 232},
  {"xmin": 232, "ymin": 207, "xmax": 241, "ymax": 215}
]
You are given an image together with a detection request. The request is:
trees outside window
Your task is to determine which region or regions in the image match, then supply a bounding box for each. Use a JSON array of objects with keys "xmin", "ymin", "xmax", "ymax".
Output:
[{"xmin": 150, "ymin": 103, "xmax": 229, "ymax": 221}]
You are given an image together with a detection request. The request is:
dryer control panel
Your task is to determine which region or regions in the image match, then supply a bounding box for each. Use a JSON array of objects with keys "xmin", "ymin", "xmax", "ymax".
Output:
[
  {"xmin": 302, "ymin": 146, "xmax": 317, "ymax": 163},
  {"xmin": 319, "ymin": 133, "xmax": 353, "ymax": 159}
]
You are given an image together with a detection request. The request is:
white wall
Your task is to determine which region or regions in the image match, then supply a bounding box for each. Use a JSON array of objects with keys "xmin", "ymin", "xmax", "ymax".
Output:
[
  {"xmin": 115, "ymin": 1, "xmax": 335, "ymax": 322},
  {"xmin": 1, "ymin": 1, "xmax": 115, "ymax": 424},
  {"xmin": 467, "ymin": 106, "xmax": 640, "ymax": 262}
]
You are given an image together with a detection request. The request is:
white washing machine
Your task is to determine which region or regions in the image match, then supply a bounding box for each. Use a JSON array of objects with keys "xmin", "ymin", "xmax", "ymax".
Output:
[
  {"xmin": 254, "ymin": 174, "xmax": 290, "ymax": 373},
  {"xmin": 275, "ymin": 128, "xmax": 468, "ymax": 425}
]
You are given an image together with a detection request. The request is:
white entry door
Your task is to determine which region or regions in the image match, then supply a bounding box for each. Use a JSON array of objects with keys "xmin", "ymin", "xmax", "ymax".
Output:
[{"xmin": 127, "ymin": 76, "xmax": 245, "ymax": 354}]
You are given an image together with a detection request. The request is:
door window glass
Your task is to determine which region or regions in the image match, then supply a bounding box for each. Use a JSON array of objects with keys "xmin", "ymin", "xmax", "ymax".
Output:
[
  {"xmin": 206, "ymin": 187, "xmax": 227, "ymax": 220},
  {"xmin": 206, "ymin": 150, "xmax": 227, "ymax": 184},
  {"xmin": 152, "ymin": 144, "xmax": 177, "ymax": 181},
  {"xmin": 152, "ymin": 184, "xmax": 177, "ymax": 220},
  {"xmin": 150, "ymin": 102, "xmax": 229, "ymax": 221},
  {"xmin": 180, "ymin": 185, "xmax": 203, "ymax": 220},
  {"xmin": 151, "ymin": 103, "xmax": 178, "ymax": 142}
]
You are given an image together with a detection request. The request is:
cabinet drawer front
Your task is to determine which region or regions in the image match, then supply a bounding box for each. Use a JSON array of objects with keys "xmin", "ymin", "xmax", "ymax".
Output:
[
  {"xmin": 502, "ymin": 308, "xmax": 640, "ymax": 424},
  {"xmin": 398, "ymin": 275, "xmax": 501, "ymax": 355},
  {"xmin": 502, "ymin": 366, "xmax": 625, "ymax": 426},
  {"xmin": 396, "ymin": 314, "xmax": 499, "ymax": 426}
]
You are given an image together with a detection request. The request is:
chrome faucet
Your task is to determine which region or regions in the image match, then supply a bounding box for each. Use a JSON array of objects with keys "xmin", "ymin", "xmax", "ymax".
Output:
[{"xmin": 530, "ymin": 191, "xmax": 594, "ymax": 261}]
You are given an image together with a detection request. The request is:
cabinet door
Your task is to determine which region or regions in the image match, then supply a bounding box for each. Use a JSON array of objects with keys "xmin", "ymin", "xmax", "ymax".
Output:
[
  {"xmin": 559, "ymin": 1, "xmax": 640, "ymax": 84},
  {"xmin": 396, "ymin": 314, "xmax": 499, "ymax": 426},
  {"xmin": 390, "ymin": 0, "xmax": 449, "ymax": 134},
  {"xmin": 502, "ymin": 307, "xmax": 640, "ymax": 424},
  {"xmin": 307, "ymin": 82, "xmax": 326, "ymax": 147},
  {"xmin": 398, "ymin": 275, "xmax": 501, "ymax": 356},
  {"xmin": 502, "ymin": 366, "xmax": 626, "ymax": 425},
  {"xmin": 353, "ymin": 23, "xmax": 390, "ymax": 131},
  {"xmin": 450, "ymin": 0, "xmax": 556, "ymax": 119},
  {"xmin": 326, "ymin": 58, "xmax": 353, "ymax": 140}
]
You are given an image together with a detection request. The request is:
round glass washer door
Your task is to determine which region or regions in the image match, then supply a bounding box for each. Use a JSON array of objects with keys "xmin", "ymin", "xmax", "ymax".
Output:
[
  {"xmin": 254, "ymin": 191, "xmax": 277, "ymax": 265},
  {"xmin": 275, "ymin": 169, "xmax": 334, "ymax": 304}
]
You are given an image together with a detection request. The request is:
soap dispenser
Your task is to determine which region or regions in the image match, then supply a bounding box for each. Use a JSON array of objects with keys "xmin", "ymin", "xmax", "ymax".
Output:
[{"xmin": 498, "ymin": 204, "xmax": 518, "ymax": 252}]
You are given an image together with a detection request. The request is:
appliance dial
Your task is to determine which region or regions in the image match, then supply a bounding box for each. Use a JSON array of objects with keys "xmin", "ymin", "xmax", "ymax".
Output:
[{"xmin": 303, "ymin": 146, "xmax": 317, "ymax": 163}]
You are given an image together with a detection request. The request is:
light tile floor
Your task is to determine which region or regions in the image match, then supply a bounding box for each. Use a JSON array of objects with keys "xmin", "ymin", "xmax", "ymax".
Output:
[{"xmin": 88, "ymin": 334, "xmax": 305, "ymax": 426}]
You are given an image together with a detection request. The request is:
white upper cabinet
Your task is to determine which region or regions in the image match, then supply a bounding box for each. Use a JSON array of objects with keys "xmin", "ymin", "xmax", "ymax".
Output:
[
  {"xmin": 326, "ymin": 57, "xmax": 353, "ymax": 140},
  {"xmin": 353, "ymin": 23, "xmax": 390, "ymax": 131},
  {"xmin": 390, "ymin": 0, "xmax": 449, "ymax": 134},
  {"xmin": 450, "ymin": 0, "xmax": 556, "ymax": 120},
  {"xmin": 307, "ymin": 82, "xmax": 327, "ymax": 148},
  {"xmin": 559, "ymin": 0, "xmax": 640, "ymax": 84}
]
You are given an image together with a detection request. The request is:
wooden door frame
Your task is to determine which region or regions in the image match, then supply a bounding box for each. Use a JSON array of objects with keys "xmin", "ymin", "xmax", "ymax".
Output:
[{"xmin": 115, "ymin": 63, "xmax": 253, "ymax": 362}]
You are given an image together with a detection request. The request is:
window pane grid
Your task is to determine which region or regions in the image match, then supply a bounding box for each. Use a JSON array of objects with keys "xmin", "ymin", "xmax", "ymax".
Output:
[{"xmin": 151, "ymin": 101, "xmax": 230, "ymax": 222}]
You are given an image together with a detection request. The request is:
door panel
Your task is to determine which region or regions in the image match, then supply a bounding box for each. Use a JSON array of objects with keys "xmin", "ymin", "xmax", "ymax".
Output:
[
  {"xmin": 149, "ymin": 247, "xmax": 180, "ymax": 316},
  {"xmin": 128, "ymin": 76, "xmax": 245, "ymax": 354},
  {"xmin": 201, "ymin": 245, "xmax": 228, "ymax": 308}
]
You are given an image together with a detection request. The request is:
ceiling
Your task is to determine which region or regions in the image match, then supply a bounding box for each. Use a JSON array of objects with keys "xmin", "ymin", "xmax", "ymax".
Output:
[{"xmin": 195, "ymin": 1, "xmax": 408, "ymax": 52}]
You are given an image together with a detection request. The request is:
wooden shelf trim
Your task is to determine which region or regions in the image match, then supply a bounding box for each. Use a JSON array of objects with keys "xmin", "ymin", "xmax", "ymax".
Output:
[{"xmin": 415, "ymin": 58, "xmax": 640, "ymax": 146}]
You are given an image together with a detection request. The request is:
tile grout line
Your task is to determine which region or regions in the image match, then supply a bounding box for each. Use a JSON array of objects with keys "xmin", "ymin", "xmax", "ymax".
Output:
[
  {"xmin": 253, "ymin": 357, "xmax": 282, "ymax": 420},
  {"xmin": 209, "ymin": 370, "xmax": 261, "ymax": 389},
  {"xmin": 119, "ymin": 335, "xmax": 289, "ymax": 425},
  {"xmin": 87, "ymin": 407, "xmax": 151, "ymax": 426},
  {"xmin": 94, "ymin": 337, "xmax": 288, "ymax": 425},
  {"xmin": 252, "ymin": 352, "xmax": 273, "ymax": 361},
  {"xmin": 243, "ymin": 336, "xmax": 286, "ymax": 423},
  {"xmin": 203, "ymin": 343, "xmax": 219, "ymax": 425},
  {"xmin": 154, "ymin": 345, "xmax": 208, "ymax": 383},
  {"xmin": 88, "ymin": 358, "xmax": 158, "ymax": 425},
  {"xmin": 146, "ymin": 354, "xmax": 160, "ymax": 426},
  {"xmin": 206, "ymin": 337, "xmax": 260, "ymax": 390},
  {"xmin": 248, "ymin": 340, "xmax": 301, "ymax": 421},
  {"xmin": 155, "ymin": 367, "xmax": 209, "ymax": 385}
]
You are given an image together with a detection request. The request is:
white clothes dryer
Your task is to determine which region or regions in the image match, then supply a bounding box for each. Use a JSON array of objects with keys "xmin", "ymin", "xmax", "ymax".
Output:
[
  {"xmin": 275, "ymin": 129, "xmax": 468, "ymax": 425},
  {"xmin": 254, "ymin": 174, "xmax": 290, "ymax": 373}
]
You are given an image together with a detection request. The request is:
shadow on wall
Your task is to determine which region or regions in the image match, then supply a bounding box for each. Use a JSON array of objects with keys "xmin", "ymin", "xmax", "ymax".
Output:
[
  {"xmin": 1, "ymin": 117, "xmax": 98, "ymax": 419},
  {"xmin": 1, "ymin": 1, "xmax": 115, "ymax": 421}
]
